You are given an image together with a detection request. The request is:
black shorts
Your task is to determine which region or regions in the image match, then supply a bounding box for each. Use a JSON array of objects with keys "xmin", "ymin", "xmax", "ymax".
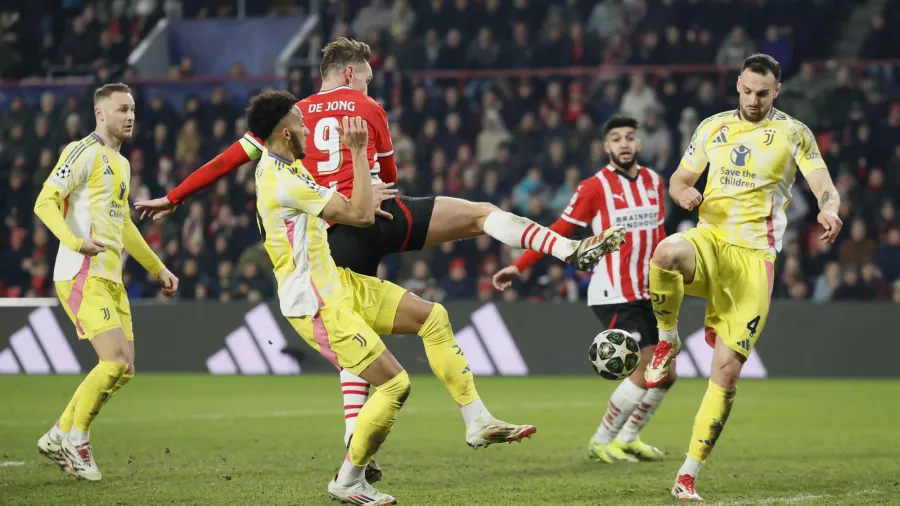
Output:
[
  {"xmin": 327, "ymin": 196, "xmax": 436, "ymax": 276},
  {"xmin": 590, "ymin": 300, "xmax": 659, "ymax": 349}
]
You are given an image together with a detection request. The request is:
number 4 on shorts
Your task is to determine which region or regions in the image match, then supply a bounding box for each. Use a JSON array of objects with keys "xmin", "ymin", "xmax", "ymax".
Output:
[{"xmin": 746, "ymin": 315, "xmax": 760, "ymax": 338}]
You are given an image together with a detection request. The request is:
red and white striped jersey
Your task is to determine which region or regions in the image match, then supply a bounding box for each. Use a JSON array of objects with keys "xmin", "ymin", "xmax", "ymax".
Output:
[{"xmin": 562, "ymin": 165, "xmax": 666, "ymax": 305}]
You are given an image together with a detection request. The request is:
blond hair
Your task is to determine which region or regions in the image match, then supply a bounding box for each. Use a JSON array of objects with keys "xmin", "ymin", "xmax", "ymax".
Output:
[{"xmin": 320, "ymin": 37, "xmax": 371, "ymax": 77}]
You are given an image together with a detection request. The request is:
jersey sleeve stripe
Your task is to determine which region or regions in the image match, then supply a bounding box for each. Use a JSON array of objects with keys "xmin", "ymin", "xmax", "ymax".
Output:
[
  {"xmin": 62, "ymin": 138, "xmax": 98, "ymax": 167},
  {"xmin": 560, "ymin": 214, "xmax": 588, "ymax": 227},
  {"xmin": 376, "ymin": 150, "xmax": 393, "ymax": 157},
  {"xmin": 242, "ymin": 132, "xmax": 263, "ymax": 150}
]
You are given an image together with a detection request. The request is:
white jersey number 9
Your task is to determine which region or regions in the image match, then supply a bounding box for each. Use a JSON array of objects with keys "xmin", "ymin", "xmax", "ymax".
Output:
[{"xmin": 313, "ymin": 117, "xmax": 342, "ymax": 174}]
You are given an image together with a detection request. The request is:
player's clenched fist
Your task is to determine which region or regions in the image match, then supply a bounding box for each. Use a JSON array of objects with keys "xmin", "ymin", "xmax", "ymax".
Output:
[
  {"xmin": 339, "ymin": 116, "xmax": 368, "ymax": 150},
  {"xmin": 674, "ymin": 187, "xmax": 704, "ymax": 211},
  {"xmin": 158, "ymin": 269, "xmax": 179, "ymax": 297}
]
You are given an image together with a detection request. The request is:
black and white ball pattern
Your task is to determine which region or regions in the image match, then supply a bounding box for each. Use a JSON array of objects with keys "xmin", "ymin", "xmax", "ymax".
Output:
[{"xmin": 588, "ymin": 329, "xmax": 640, "ymax": 380}]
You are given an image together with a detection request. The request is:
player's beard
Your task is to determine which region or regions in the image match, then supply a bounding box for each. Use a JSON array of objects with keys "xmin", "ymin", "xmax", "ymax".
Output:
[
  {"xmin": 741, "ymin": 103, "xmax": 769, "ymax": 122},
  {"xmin": 290, "ymin": 135, "xmax": 306, "ymax": 160},
  {"xmin": 610, "ymin": 152, "xmax": 636, "ymax": 170}
]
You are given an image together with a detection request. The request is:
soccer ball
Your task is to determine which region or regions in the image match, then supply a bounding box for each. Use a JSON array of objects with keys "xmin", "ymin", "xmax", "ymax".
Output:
[{"xmin": 588, "ymin": 329, "xmax": 640, "ymax": 380}]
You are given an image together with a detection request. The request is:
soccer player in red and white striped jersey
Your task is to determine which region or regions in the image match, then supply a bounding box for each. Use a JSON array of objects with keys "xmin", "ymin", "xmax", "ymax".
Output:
[{"xmin": 493, "ymin": 116, "xmax": 677, "ymax": 463}]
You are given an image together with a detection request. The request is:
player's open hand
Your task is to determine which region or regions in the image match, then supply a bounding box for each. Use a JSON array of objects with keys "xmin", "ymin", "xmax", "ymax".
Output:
[
  {"xmin": 492, "ymin": 266, "xmax": 521, "ymax": 291},
  {"xmin": 675, "ymin": 187, "xmax": 704, "ymax": 211},
  {"xmin": 134, "ymin": 197, "xmax": 177, "ymax": 221},
  {"xmin": 339, "ymin": 116, "xmax": 368, "ymax": 151},
  {"xmin": 373, "ymin": 182, "xmax": 398, "ymax": 220},
  {"xmin": 817, "ymin": 210, "xmax": 842, "ymax": 243},
  {"xmin": 79, "ymin": 238, "xmax": 106, "ymax": 256},
  {"xmin": 158, "ymin": 269, "xmax": 179, "ymax": 297}
]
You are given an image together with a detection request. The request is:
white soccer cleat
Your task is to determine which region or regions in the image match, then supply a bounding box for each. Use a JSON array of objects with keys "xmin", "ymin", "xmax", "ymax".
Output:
[
  {"xmin": 61, "ymin": 438, "xmax": 101, "ymax": 481},
  {"xmin": 465, "ymin": 418, "xmax": 537, "ymax": 449},
  {"xmin": 327, "ymin": 476, "xmax": 397, "ymax": 505},
  {"xmin": 37, "ymin": 432, "xmax": 74, "ymax": 475},
  {"xmin": 644, "ymin": 333, "xmax": 681, "ymax": 388},
  {"xmin": 567, "ymin": 226, "xmax": 627, "ymax": 271},
  {"xmin": 671, "ymin": 473, "xmax": 704, "ymax": 501}
]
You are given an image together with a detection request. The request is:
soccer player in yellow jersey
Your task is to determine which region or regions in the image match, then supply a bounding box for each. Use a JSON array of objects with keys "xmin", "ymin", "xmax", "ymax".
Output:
[
  {"xmin": 249, "ymin": 90, "xmax": 534, "ymax": 505},
  {"xmin": 644, "ymin": 54, "xmax": 843, "ymax": 501},
  {"xmin": 33, "ymin": 83, "xmax": 179, "ymax": 481}
]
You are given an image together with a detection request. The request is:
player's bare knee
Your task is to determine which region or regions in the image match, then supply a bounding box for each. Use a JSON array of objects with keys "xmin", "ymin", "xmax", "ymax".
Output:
[
  {"xmin": 472, "ymin": 202, "xmax": 500, "ymax": 234},
  {"xmin": 653, "ymin": 237, "xmax": 692, "ymax": 274},
  {"xmin": 651, "ymin": 240, "xmax": 680, "ymax": 271},
  {"xmin": 125, "ymin": 363, "xmax": 135, "ymax": 376}
]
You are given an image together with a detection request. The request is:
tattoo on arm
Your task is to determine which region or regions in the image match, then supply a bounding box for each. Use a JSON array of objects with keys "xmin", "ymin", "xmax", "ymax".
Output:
[{"xmin": 818, "ymin": 189, "xmax": 839, "ymax": 212}]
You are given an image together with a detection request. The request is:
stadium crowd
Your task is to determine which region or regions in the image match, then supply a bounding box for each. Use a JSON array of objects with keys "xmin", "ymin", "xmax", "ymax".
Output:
[{"xmin": 1, "ymin": 0, "xmax": 899, "ymax": 304}]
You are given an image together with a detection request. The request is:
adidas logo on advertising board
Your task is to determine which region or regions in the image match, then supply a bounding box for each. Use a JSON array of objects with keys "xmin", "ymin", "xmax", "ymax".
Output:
[
  {"xmin": 0, "ymin": 307, "xmax": 82, "ymax": 374},
  {"xmin": 206, "ymin": 304, "xmax": 300, "ymax": 375}
]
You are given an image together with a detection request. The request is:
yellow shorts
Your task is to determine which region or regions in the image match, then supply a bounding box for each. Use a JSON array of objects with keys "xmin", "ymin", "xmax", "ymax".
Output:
[
  {"xmin": 678, "ymin": 227, "xmax": 774, "ymax": 357},
  {"xmin": 56, "ymin": 277, "xmax": 133, "ymax": 341},
  {"xmin": 288, "ymin": 268, "xmax": 406, "ymax": 375}
]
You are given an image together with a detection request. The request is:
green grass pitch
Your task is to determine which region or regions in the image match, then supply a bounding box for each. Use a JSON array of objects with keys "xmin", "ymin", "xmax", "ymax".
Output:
[{"xmin": 1, "ymin": 376, "xmax": 898, "ymax": 505}]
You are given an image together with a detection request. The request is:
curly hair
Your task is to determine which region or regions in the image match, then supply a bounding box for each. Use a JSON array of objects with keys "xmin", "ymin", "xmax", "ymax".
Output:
[{"xmin": 246, "ymin": 90, "xmax": 300, "ymax": 141}]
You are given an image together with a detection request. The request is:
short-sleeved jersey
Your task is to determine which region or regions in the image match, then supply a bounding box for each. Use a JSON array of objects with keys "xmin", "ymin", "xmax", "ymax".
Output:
[
  {"xmin": 681, "ymin": 108, "xmax": 826, "ymax": 252},
  {"xmin": 562, "ymin": 165, "xmax": 666, "ymax": 305},
  {"xmin": 254, "ymin": 148, "xmax": 346, "ymax": 317},
  {"xmin": 298, "ymin": 86, "xmax": 394, "ymax": 197},
  {"xmin": 45, "ymin": 133, "xmax": 131, "ymax": 283}
]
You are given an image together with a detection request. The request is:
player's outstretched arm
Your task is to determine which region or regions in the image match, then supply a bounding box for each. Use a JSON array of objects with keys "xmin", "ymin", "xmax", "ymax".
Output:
[
  {"xmin": 319, "ymin": 116, "xmax": 375, "ymax": 227},
  {"xmin": 669, "ymin": 166, "xmax": 705, "ymax": 211},
  {"xmin": 806, "ymin": 168, "xmax": 843, "ymax": 243},
  {"xmin": 134, "ymin": 134, "xmax": 263, "ymax": 220}
]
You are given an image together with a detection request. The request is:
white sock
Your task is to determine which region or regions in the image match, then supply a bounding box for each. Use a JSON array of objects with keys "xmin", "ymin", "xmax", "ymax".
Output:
[
  {"xmin": 593, "ymin": 377, "xmax": 646, "ymax": 444},
  {"xmin": 335, "ymin": 454, "xmax": 366, "ymax": 487},
  {"xmin": 460, "ymin": 397, "xmax": 492, "ymax": 429},
  {"xmin": 49, "ymin": 421, "xmax": 67, "ymax": 442},
  {"xmin": 617, "ymin": 387, "xmax": 670, "ymax": 443},
  {"xmin": 678, "ymin": 456, "xmax": 703, "ymax": 478},
  {"xmin": 340, "ymin": 369, "xmax": 370, "ymax": 447},
  {"xmin": 482, "ymin": 211, "xmax": 578, "ymax": 261},
  {"xmin": 659, "ymin": 327, "xmax": 679, "ymax": 344},
  {"xmin": 68, "ymin": 428, "xmax": 89, "ymax": 444}
]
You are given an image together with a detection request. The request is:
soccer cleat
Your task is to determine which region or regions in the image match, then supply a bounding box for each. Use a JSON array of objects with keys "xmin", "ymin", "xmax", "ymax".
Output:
[
  {"xmin": 465, "ymin": 418, "xmax": 536, "ymax": 449},
  {"xmin": 365, "ymin": 458, "xmax": 383, "ymax": 484},
  {"xmin": 644, "ymin": 334, "xmax": 681, "ymax": 388},
  {"xmin": 671, "ymin": 474, "xmax": 703, "ymax": 501},
  {"xmin": 61, "ymin": 438, "xmax": 101, "ymax": 481},
  {"xmin": 566, "ymin": 226, "xmax": 627, "ymax": 271},
  {"xmin": 587, "ymin": 438, "xmax": 639, "ymax": 463},
  {"xmin": 328, "ymin": 476, "xmax": 397, "ymax": 505},
  {"xmin": 37, "ymin": 432, "xmax": 75, "ymax": 475},
  {"xmin": 617, "ymin": 437, "xmax": 664, "ymax": 461}
]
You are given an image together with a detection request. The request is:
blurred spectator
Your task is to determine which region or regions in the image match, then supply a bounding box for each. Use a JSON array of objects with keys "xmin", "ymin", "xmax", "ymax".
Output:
[
  {"xmin": 716, "ymin": 26, "xmax": 756, "ymax": 67},
  {"xmin": 443, "ymin": 258, "xmax": 475, "ymax": 300},
  {"xmin": 839, "ymin": 219, "xmax": 877, "ymax": 268},
  {"xmin": 351, "ymin": 0, "xmax": 391, "ymax": 38},
  {"xmin": 832, "ymin": 266, "xmax": 874, "ymax": 301},
  {"xmin": 761, "ymin": 26, "xmax": 792, "ymax": 73},
  {"xmin": 621, "ymin": 73, "xmax": 660, "ymax": 125}
]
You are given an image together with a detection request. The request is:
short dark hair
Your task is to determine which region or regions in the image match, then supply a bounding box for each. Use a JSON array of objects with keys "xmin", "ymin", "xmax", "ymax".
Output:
[
  {"xmin": 246, "ymin": 90, "xmax": 299, "ymax": 141},
  {"xmin": 93, "ymin": 83, "xmax": 131, "ymax": 104},
  {"xmin": 742, "ymin": 53, "xmax": 782, "ymax": 81},
  {"xmin": 603, "ymin": 115, "xmax": 639, "ymax": 136},
  {"xmin": 320, "ymin": 37, "xmax": 371, "ymax": 77}
]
